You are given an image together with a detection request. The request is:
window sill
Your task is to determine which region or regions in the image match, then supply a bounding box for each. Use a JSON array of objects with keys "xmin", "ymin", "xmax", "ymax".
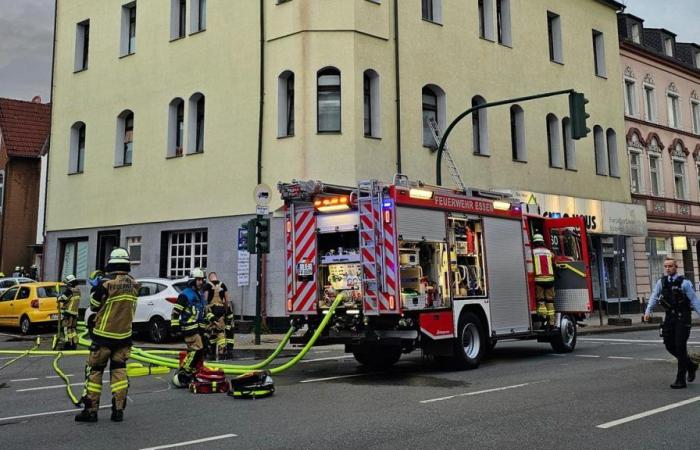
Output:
[
  {"xmin": 565, "ymin": 168, "xmax": 578, "ymax": 172},
  {"xmin": 189, "ymin": 29, "xmax": 206, "ymax": 37},
  {"xmin": 479, "ymin": 36, "xmax": 495, "ymax": 43},
  {"xmin": 114, "ymin": 163, "xmax": 132, "ymax": 169},
  {"xmin": 73, "ymin": 68, "xmax": 88, "ymax": 74},
  {"xmin": 512, "ymin": 159, "xmax": 527, "ymax": 164},
  {"xmin": 277, "ymin": 134, "xmax": 295, "ymax": 139},
  {"xmin": 596, "ymin": 74, "xmax": 608, "ymax": 80},
  {"xmin": 365, "ymin": 0, "xmax": 381, "ymax": 5},
  {"xmin": 596, "ymin": 173, "xmax": 608, "ymax": 177},
  {"xmin": 473, "ymin": 152, "xmax": 490, "ymax": 157},
  {"xmin": 610, "ymin": 175, "xmax": 621, "ymax": 179},
  {"xmin": 119, "ymin": 52, "xmax": 135, "ymax": 60},
  {"xmin": 165, "ymin": 154, "xmax": 183, "ymax": 160},
  {"xmin": 317, "ymin": 131, "xmax": 342, "ymax": 135},
  {"xmin": 498, "ymin": 42, "xmax": 513, "ymax": 49},
  {"xmin": 364, "ymin": 135, "xmax": 382, "ymax": 140},
  {"xmin": 421, "ymin": 19, "xmax": 443, "ymax": 27},
  {"xmin": 68, "ymin": 171, "xmax": 84, "ymax": 176},
  {"xmin": 186, "ymin": 150, "xmax": 204, "ymax": 156},
  {"xmin": 549, "ymin": 165, "xmax": 564, "ymax": 170},
  {"xmin": 170, "ymin": 36, "xmax": 186, "ymax": 43},
  {"xmin": 550, "ymin": 59, "xmax": 564, "ymax": 66}
]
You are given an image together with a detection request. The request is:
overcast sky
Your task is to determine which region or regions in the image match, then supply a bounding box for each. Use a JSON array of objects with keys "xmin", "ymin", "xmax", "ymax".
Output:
[{"xmin": 0, "ymin": 0, "xmax": 698, "ymax": 101}]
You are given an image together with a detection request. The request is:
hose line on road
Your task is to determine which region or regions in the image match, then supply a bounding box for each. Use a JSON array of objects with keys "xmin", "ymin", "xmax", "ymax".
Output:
[
  {"xmin": 0, "ymin": 336, "xmax": 41, "ymax": 373},
  {"xmin": 52, "ymin": 352, "xmax": 81, "ymax": 406}
]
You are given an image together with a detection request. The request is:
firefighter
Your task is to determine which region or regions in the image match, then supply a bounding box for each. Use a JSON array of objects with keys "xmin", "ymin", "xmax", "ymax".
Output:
[
  {"xmin": 204, "ymin": 272, "xmax": 234, "ymax": 359},
  {"xmin": 171, "ymin": 268, "xmax": 213, "ymax": 387},
  {"xmin": 532, "ymin": 234, "xmax": 556, "ymax": 327},
  {"xmin": 644, "ymin": 257, "xmax": 700, "ymax": 389},
  {"xmin": 75, "ymin": 248, "xmax": 139, "ymax": 423},
  {"xmin": 57, "ymin": 274, "xmax": 81, "ymax": 350}
]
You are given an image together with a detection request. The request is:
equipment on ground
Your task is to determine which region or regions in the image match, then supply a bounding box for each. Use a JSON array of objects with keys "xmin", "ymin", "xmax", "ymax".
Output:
[{"xmin": 229, "ymin": 370, "xmax": 275, "ymax": 399}]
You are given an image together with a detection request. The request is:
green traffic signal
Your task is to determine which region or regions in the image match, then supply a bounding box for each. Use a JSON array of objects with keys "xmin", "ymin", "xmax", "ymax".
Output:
[
  {"xmin": 246, "ymin": 218, "xmax": 258, "ymax": 254},
  {"xmin": 256, "ymin": 218, "xmax": 270, "ymax": 254},
  {"xmin": 569, "ymin": 91, "xmax": 591, "ymax": 140}
]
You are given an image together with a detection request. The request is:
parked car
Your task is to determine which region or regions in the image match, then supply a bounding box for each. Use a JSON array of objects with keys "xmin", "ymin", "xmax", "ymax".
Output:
[
  {"xmin": 0, "ymin": 282, "xmax": 63, "ymax": 334},
  {"xmin": 0, "ymin": 277, "xmax": 36, "ymax": 295},
  {"xmin": 85, "ymin": 277, "xmax": 188, "ymax": 343}
]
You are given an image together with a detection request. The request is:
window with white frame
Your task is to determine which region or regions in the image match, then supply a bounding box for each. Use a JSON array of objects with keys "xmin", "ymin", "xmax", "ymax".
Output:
[
  {"xmin": 547, "ymin": 113, "xmax": 562, "ymax": 168},
  {"xmin": 649, "ymin": 154, "xmax": 662, "ymax": 196},
  {"xmin": 592, "ymin": 30, "xmax": 606, "ymax": 77},
  {"xmin": 317, "ymin": 68, "xmax": 341, "ymax": 133},
  {"xmin": 61, "ymin": 239, "xmax": 89, "ymax": 280},
  {"xmin": 547, "ymin": 12, "xmax": 563, "ymax": 64},
  {"xmin": 127, "ymin": 237, "xmax": 142, "ymax": 264},
  {"xmin": 115, "ymin": 110, "xmax": 134, "ymax": 166},
  {"xmin": 667, "ymin": 92, "xmax": 681, "ymax": 128},
  {"xmin": 74, "ymin": 20, "xmax": 90, "ymax": 71},
  {"xmin": 631, "ymin": 23, "xmax": 641, "ymax": 44},
  {"xmin": 171, "ymin": 0, "xmax": 187, "ymax": 40},
  {"xmin": 624, "ymin": 79, "xmax": 637, "ymax": 116},
  {"xmin": 167, "ymin": 98, "xmax": 185, "ymax": 157},
  {"xmin": 363, "ymin": 69, "xmax": 381, "ymax": 138},
  {"xmin": 644, "ymin": 84, "xmax": 656, "ymax": 122},
  {"xmin": 422, "ymin": 85, "xmax": 445, "ymax": 147},
  {"xmin": 594, "ymin": 126, "xmax": 607, "ymax": 175},
  {"xmin": 496, "ymin": 0, "xmax": 511, "ymax": 46},
  {"xmin": 629, "ymin": 150, "xmax": 643, "ymax": 193},
  {"xmin": 188, "ymin": 93, "xmax": 205, "ymax": 153},
  {"xmin": 607, "ymin": 129, "xmax": 619, "ymax": 177},
  {"xmin": 478, "ymin": 0, "xmax": 494, "ymax": 41},
  {"xmin": 562, "ymin": 117, "xmax": 575, "ymax": 170},
  {"xmin": 692, "ymin": 100, "xmax": 700, "ymax": 134},
  {"xmin": 673, "ymin": 158, "xmax": 687, "ymax": 200},
  {"xmin": 664, "ymin": 37, "xmax": 674, "ymax": 57},
  {"xmin": 191, "ymin": 0, "xmax": 206, "ymax": 33},
  {"xmin": 421, "ymin": 0, "xmax": 442, "ymax": 23},
  {"xmin": 278, "ymin": 71, "xmax": 295, "ymax": 137},
  {"xmin": 69, "ymin": 122, "xmax": 86, "ymax": 174},
  {"xmin": 120, "ymin": 2, "xmax": 137, "ymax": 56},
  {"xmin": 168, "ymin": 230, "xmax": 207, "ymax": 278}
]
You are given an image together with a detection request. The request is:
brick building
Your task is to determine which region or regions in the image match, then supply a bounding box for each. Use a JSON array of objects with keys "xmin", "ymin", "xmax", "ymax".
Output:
[{"xmin": 0, "ymin": 97, "xmax": 51, "ymax": 276}]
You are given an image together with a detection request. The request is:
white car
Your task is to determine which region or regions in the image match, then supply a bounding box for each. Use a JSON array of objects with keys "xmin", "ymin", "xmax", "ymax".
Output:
[
  {"xmin": 0, "ymin": 277, "xmax": 36, "ymax": 295},
  {"xmin": 85, "ymin": 277, "xmax": 189, "ymax": 343}
]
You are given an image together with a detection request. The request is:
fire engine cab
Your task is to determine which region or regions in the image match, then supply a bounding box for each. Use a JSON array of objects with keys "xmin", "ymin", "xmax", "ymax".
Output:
[{"xmin": 278, "ymin": 176, "xmax": 593, "ymax": 370}]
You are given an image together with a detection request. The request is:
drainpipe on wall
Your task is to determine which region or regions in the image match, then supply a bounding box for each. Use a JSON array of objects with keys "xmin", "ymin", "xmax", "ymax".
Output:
[
  {"xmin": 257, "ymin": 0, "xmax": 265, "ymax": 185},
  {"xmin": 393, "ymin": 0, "xmax": 402, "ymax": 174}
]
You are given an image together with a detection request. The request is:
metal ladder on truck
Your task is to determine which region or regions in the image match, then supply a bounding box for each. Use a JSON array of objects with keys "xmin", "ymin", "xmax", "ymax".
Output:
[
  {"xmin": 426, "ymin": 117, "xmax": 467, "ymax": 192},
  {"xmin": 357, "ymin": 180, "xmax": 385, "ymax": 316}
]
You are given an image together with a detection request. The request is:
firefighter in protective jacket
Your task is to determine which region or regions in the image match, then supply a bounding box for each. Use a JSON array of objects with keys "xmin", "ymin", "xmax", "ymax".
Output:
[
  {"xmin": 76, "ymin": 248, "xmax": 139, "ymax": 423},
  {"xmin": 205, "ymin": 272, "xmax": 234, "ymax": 358},
  {"xmin": 58, "ymin": 274, "xmax": 81, "ymax": 350},
  {"xmin": 532, "ymin": 234, "xmax": 557, "ymax": 327},
  {"xmin": 171, "ymin": 268, "xmax": 213, "ymax": 387}
]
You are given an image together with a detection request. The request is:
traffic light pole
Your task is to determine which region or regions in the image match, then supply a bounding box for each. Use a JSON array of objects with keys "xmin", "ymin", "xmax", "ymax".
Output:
[
  {"xmin": 254, "ymin": 213, "xmax": 263, "ymax": 346},
  {"xmin": 436, "ymin": 89, "xmax": 575, "ymax": 186}
]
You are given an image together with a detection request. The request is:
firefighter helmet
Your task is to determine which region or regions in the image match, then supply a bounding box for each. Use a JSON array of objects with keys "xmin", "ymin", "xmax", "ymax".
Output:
[
  {"xmin": 191, "ymin": 268, "xmax": 206, "ymax": 279},
  {"xmin": 532, "ymin": 234, "xmax": 545, "ymax": 244},
  {"xmin": 88, "ymin": 270, "xmax": 104, "ymax": 288},
  {"xmin": 108, "ymin": 248, "xmax": 131, "ymax": 265},
  {"xmin": 63, "ymin": 274, "xmax": 76, "ymax": 285}
]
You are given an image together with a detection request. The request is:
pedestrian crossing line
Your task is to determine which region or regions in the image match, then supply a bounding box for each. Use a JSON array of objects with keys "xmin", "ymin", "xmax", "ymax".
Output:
[{"xmin": 597, "ymin": 396, "xmax": 700, "ymax": 429}]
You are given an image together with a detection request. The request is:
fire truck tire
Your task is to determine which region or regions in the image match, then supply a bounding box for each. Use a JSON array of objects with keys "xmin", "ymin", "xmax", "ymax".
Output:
[
  {"xmin": 451, "ymin": 312, "xmax": 485, "ymax": 370},
  {"xmin": 550, "ymin": 314, "xmax": 577, "ymax": 353},
  {"xmin": 352, "ymin": 345, "xmax": 402, "ymax": 369}
]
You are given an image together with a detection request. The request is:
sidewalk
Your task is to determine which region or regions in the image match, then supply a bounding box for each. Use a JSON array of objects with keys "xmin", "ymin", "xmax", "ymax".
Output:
[{"xmin": 580, "ymin": 312, "xmax": 700, "ymax": 335}]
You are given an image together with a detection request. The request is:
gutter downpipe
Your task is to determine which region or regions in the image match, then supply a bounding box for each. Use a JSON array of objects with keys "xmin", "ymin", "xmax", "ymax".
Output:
[
  {"xmin": 393, "ymin": 0, "xmax": 402, "ymax": 174},
  {"xmin": 257, "ymin": 0, "xmax": 265, "ymax": 184}
]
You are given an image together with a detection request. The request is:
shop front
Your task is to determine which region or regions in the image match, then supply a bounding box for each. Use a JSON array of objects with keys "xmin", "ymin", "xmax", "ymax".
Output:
[{"xmin": 512, "ymin": 191, "xmax": 647, "ymax": 311}]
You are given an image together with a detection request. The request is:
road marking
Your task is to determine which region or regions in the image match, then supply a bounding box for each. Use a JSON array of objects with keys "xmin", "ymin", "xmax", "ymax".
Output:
[
  {"xmin": 608, "ymin": 356, "xmax": 635, "ymax": 360},
  {"xmin": 300, "ymin": 355, "xmax": 355, "ymax": 363},
  {"xmin": 0, "ymin": 404, "xmax": 110, "ymax": 422},
  {"xmin": 576, "ymin": 354, "xmax": 601, "ymax": 358},
  {"xmin": 420, "ymin": 382, "xmax": 540, "ymax": 404},
  {"xmin": 140, "ymin": 434, "xmax": 238, "ymax": 450},
  {"xmin": 597, "ymin": 396, "xmax": 700, "ymax": 429},
  {"xmin": 300, "ymin": 373, "xmax": 371, "ymax": 383},
  {"xmin": 16, "ymin": 382, "xmax": 82, "ymax": 392},
  {"xmin": 643, "ymin": 358, "xmax": 667, "ymax": 361},
  {"xmin": 578, "ymin": 338, "xmax": 700, "ymax": 345},
  {"xmin": 547, "ymin": 354, "xmax": 567, "ymax": 357},
  {"xmin": 10, "ymin": 377, "xmax": 39, "ymax": 382}
]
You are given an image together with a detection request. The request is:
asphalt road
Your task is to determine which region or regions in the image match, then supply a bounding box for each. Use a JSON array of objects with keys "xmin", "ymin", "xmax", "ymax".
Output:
[{"xmin": 1, "ymin": 328, "xmax": 700, "ymax": 450}]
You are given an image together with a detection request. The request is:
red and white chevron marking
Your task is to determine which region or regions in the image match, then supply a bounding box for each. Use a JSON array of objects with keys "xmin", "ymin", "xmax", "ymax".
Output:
[
  {"xmin": 292, "ymin": 209, "xmax": 317, "ymax": 314},
  {"xmin": 380, "ymin": 209, "xmax": 398, "ymax": 312},
  {"xmin": 359, "ymin": 200, "xmax": 378, "ymax": 314}
]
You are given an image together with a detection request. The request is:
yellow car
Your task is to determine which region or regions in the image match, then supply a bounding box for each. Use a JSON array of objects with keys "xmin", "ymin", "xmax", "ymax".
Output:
[{"xmin": 0, "ymin": 282, "xmax": 64, "ymax": 334}]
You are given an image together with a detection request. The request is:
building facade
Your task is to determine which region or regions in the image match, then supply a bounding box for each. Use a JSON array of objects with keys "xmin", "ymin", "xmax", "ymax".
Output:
[
  {"xmin": 47, "ymin": 0, "xmax": 638, "ymax": 321},
  {"xmin": 618, "ymin": 14, "xmax": 700, "ymax": 304},
  {"xmin": 0, "ymin": 97, "xmax": 51, "ymax": 277}
]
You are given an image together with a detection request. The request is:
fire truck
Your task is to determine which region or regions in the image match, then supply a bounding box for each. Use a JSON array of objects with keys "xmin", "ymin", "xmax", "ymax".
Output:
[{"xmin": 278, "ymin": 176, "xmax": 593, "ymax": 370}]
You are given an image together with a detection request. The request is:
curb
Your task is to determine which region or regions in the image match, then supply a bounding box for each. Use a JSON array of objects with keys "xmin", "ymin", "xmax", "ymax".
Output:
[{"xmin": 579, "ymin": 319, "xmax": 700, "ymax": 336}]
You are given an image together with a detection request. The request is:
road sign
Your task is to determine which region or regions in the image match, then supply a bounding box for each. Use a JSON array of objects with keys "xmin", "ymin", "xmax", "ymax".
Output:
[
  {"xmin": 256, "ymin": 205, "xmax": 269, "ymax": 216},
  {"xmin": 254, "ymin": 183, "xmax": 272, "ymax": 207}
]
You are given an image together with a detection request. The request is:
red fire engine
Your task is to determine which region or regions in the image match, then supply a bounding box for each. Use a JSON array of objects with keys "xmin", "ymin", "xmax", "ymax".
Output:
[{"xmin": 278, "ymin": 176, "xmax": 593, "ymax": 369}]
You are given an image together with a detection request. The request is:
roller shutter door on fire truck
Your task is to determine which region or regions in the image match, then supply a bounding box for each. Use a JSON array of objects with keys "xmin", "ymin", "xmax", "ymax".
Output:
[
  {"xmin": 396, "ymin": 207, "xmax": 447, "ymax": 242},
  {"xmin": 483, "ymin": 217, "xmax": 530, "ymax": 335}
]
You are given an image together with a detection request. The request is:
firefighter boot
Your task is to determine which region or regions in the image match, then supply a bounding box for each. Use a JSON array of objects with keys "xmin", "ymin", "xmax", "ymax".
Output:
[
  {"xmin": 75, "ymin": 399, "xmax": 98, "ymax": 422},
  {"xmin": 546, "ymin": 303, "xmax": 556, "ymax": 327},
  {"xmin": 111, "ymin": 398, "xmax": 124, "ymax": 422},
  {"xmin": 688, "ymin": 362, "xmax": 699, "ymax": 383}
]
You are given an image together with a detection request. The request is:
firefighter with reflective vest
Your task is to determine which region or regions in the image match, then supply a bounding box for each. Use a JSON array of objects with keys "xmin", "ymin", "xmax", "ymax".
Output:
[
  {"xmin": 171, "ymin": 268, "xmax": 214, "ymax": 387},
  {"xmin": 205, "ymin": 272, "xmax": 234, "ymax": 359},
  {"xmin": 532, "ymin": 234, "xmax": 557, "ymax": 327},
  {"xmin": 57, "ymin": 274, "xmax": 81, "ymax": 350},
  {"xmin": 76, "ymin": 248, "xmax": 139, "ymax": 423}
]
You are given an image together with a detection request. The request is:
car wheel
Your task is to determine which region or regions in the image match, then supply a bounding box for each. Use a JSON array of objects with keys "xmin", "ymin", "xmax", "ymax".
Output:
[
  {"xmin": 148, "ymin": 317, "xmax": 168, "ymax": 344},
  {"xmin": 20, "ymin": 315, "xmax": 33, "ymax": 335}
]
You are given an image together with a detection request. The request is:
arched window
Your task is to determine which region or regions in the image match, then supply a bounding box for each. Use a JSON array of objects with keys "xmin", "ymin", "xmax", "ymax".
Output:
[
  {"xmin": 422, "ymin": 84, "xmax": 445, "ymax": 148},
  {"xmin": 562, "ymin": 117, "xmax": 575, "ymax": 170},
  {"xmin": 510, "ymin": 105, "xmax": 525, "ymax": 161},
  {"xmin": 115, "ymin": 111, "xmax": 134, "ymax": 166},
  {"xmin": 317, "ymin": 67, "xmax": 341, "ymax": 133},
  {"xmin": 472, "ymin": 95, "xmax": 489, "ymax": 155},
  {"xmin": 606, "ymin": 129, "xmax": 619, "ymax": 177},
  {"xmin": 188, "ymin": 93, "xmax": 205, "ymax": 153},
  {"xmin": 547, "ymin": 113, "xmax": 562, "ymax": 168},
  {"xmin": 69, "ymin": 122, "xmax": 86, "ymax": 173},
  {"xmin": 594, "ymin": 125, "xmax": 607, "ymax": 175},
  {"xmin": 167, "ymin": 98, "xmax": 185, "ymax": 157},
  {"xmin": 278, "ymin": 71, "xmax": 295, "ymax": 137},
  {"xmin": 363, "ymin": 69, "xmax": 381, "ymax": 138}
]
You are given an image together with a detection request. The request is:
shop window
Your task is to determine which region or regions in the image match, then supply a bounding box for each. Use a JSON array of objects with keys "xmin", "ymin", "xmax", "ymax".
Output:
[
  {"xmin": 646, "ymin": 237, "xmax": 668, "ymax": 289},
  {"xmin": 167, "ymin": 98, "xmax": 185, "ymax": 157},
  {"xmin": 363, "ymin": 70, "xmax": 381, "ymax": 138},
  {"xmin": 69, "ymin": 122, "xmax": 86, "ymax": 174},
  {"xmin": 127, "ymin": 236, "xmax": 142, "ymax": 265},
  {"xmin": 61, "ymin": 239, "xmax": 89, "ymax": 280},
  {"xmin": 601, "ymin": 236, "xmax": 628, "ymax": 300},
  {"xmin": 448, "ymin": 218, "xmax": 487, "ymax": 299},
  {"xmin": 472, "ymin": 95, "xmax": 489, "ymax": 155},
  {"xmin": 115, "ymin": 110, "xmax": 134, "ymax": 166},
  {"xmin": 562, "ymin": 117, "xmax": 575, "ymax": 170},
  {"xmin": 277, "ymin": 71, "xmax": 295, "ymax": 137},
  {"xmin": 188, "ymin": 93, "xmax": 205, "ymax": 153},
  {"xmin": 317, "ymin": 67, "xmax": 341, "ymax": 133},
  {"xmin": 510, "ymin": 105, "xmax": 526, "ymax": 161},
  {"xmin": 547, "ymin": 113, "xmax": 562, "ymax": 168},
  {"xmin": 168, "ymin": 230, "xmax": 207, "ymax": 278}
]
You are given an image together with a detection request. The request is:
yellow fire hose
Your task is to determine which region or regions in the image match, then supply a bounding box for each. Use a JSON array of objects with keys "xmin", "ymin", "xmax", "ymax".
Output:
[{"xmin": 0, "ymin": 336, "xmax": 41, "ymax": 372}]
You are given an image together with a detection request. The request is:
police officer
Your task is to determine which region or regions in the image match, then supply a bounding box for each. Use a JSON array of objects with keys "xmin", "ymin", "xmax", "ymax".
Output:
[
  {"xmin": 57, "ymin": 274, "xmax": 81, "ymax": 350},
  {"xmin": 76, "ymin": 248, "xmax": 139, "ymax": 423},
  {"xmin": 532, "ymin": 234, "xmax": 557, "ymax": 327},
  {"xmin": 171, "ymin": 268, "xmax": 213, "ymax": 387},
  {"xmin": 644, "ymin": 256, "xmax": 700, "ymax": 389}
]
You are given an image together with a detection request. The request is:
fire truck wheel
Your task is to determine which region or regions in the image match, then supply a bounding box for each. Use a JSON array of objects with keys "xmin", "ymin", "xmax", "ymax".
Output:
[
  {"xmin": 452, "ymin": 312, "xmax": 485, "ymax": 370},
  {"xmin": 550, "ymin": 314, "xmax": 577, "ymax": 353},
  {"xmin": 352, "ymin": 345, "xmax": 402, "ymax": 369}
]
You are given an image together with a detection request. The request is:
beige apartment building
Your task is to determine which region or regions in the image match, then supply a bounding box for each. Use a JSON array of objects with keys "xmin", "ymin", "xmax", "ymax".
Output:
[{"xmin": 46, "ymin": 0, "xmax": 642, "ymax": 323}]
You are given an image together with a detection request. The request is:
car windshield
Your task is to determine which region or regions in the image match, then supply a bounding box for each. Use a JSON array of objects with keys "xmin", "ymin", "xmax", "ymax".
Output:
[{"xmin": 37, "ymin": 286, "xmax": 60, "ymax": 298}]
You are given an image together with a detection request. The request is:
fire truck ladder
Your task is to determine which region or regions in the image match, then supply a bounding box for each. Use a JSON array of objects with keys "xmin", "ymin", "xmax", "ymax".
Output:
[
  {"xmin": 427, "ymin": 117, "xmax": 467, "ymax": 192},
  {"xmin": 358, "ymin": 180, "xmax": 385, "ymax": 315}
]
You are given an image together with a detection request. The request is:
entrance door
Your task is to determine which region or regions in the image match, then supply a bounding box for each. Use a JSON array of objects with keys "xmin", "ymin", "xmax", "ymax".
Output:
[
  {"xmin": 96, "ymin": 230, "xmax": 121, "ymax": 271},
  {"xmin": 544, "ymin": 217, "xmax": 593, "ymax": 313}
]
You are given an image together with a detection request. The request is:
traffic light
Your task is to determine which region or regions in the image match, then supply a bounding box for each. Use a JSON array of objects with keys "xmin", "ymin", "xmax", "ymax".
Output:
[
  {"xmin": 569, "ymin": 91, "xmax": 591, "ymax": 140},
  {"xmin": 256, "ymin": 218, "xmax": 270, "ymax": 254},
  {"xmin": 246, "ymin": 219, "xmax": 257, "ymax": 254}
]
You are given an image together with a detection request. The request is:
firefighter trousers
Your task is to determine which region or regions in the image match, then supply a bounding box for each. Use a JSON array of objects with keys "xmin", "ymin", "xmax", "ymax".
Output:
[
  {"xmin": 182, "ymin": 333, "xmax": 205, "ymax": 374},
  {"xmin": 662, "ymin": 312, "xmax": 694, "ymax": 381},
  {"xmin": 208, "ymin": 317, "xmax": 227, "ymax": 355},
  {"xmin": 83, "ymin": 343, "xmax": 130, "ymax": 412},
  {"xmin": 62, "ymin": 315, "xmax": 78, "ymax": 345}
]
